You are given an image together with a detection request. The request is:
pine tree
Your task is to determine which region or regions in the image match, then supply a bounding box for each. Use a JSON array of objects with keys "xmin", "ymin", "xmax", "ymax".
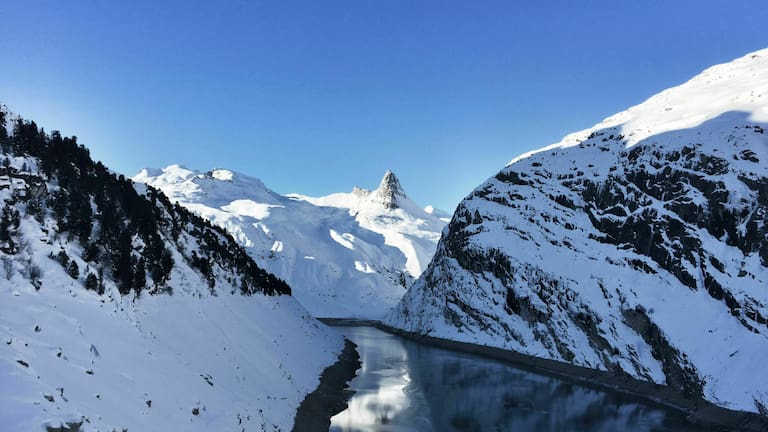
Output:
[
  {"xmin": 0, "ymin": 205, "xmax": 12, "ymax": 244},
  {"xmin": 85, "ymin": 272, "xmax": 98, "ymax": 291},
  {"xmin": 113, "ymin": 231, "xmax": 134, "ymax": 295},
  {"xmin": 67, "ymin": 260, "xmax": 79, "ymax": 280},
  {"xmin": 82, "ymin": 242, "xmax": 99, "ymax": 262},
  {"xmin": 69, "ymin": 192, "xmax": 92, "ymax": 245},
  {"xmin": 0, "ymin": 111, "xmax": 9, "ymax": 153},
  {"xmin": 56, "ymin": 249, "xmax": 70, "ymax": 267},
  {"xmin": 51, "ymin": 189, "xmax": 69, "ymax": 232},
  {"xmin": 133, "ymin": 258, "xmax": 146, "ymax": 294}
]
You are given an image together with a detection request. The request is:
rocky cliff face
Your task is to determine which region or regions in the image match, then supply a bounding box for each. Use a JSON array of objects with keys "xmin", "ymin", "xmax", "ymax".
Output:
[
  {"xmin": 375, "ymin": 170, "xmax": 407, "ymax": 209},
  {"xmin": 388, "ymin": 49, "xmax": 768, "ymax": 414}
]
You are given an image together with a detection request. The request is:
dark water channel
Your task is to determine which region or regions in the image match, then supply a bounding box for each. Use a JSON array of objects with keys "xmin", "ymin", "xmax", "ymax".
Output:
[{"xmin": 329, "ymin": 325, "xmax": 709, "ymax": 432}]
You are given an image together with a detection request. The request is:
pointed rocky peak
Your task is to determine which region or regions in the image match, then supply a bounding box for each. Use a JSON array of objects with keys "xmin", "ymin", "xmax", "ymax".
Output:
[{"xmin": 375, "ymin": 170, "xmax": 407, "ymax": 209}]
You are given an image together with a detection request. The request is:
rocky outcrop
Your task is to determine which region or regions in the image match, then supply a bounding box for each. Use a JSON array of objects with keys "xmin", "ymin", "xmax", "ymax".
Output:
[{"xmin": 375, "ymin": 170, "xmax": 407, "ymax": 209}]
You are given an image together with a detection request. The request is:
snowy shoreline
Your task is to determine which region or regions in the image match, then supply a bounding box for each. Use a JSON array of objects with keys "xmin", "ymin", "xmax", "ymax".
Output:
[
  {"xmin": 320, "ymin": 318, "xmax": 768, "ymax": 432},
  {"xmin": 291, "ymin": 339, "xmax": 361, "ymax": 432}
]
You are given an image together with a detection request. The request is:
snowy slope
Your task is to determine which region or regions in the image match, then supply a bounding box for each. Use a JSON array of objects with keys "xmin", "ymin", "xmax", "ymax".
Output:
[
  {"xmin": 1, "ymin": 274, "xmax": 341, "ymax": 432},
  {"xmin": 134, "ymin": 168, "xmax": 445, "ymax": 318},
  {"xmin": 290, "ymin": 171, "xmax": 446, "ymax": 279},
  {"xmin": 388, "ymin": 48, "xmax": 768, "ymax": 414},
  {"xmin": 0, "ymin": 112, "xmax": 344, "ymax": 431}
]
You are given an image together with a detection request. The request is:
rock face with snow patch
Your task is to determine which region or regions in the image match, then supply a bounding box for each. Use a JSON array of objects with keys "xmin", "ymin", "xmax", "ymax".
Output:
[
  {"xmin": 388, "ymin": 49, "xmax": 768, "ymax": 414},
  {"xmin": 375, "ymin": 170, "xmax": 406, "ymax": 209},
  {"xmin": 134, "ymin": 167, "xmax": 446, "ymax": 318}
]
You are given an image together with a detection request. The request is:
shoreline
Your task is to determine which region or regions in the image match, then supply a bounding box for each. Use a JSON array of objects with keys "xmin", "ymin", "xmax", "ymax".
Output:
[
  {"xmin": 291, "ymin": 338, "xmax": 361, "ymax": 432},
  {"xmin": 319, "ymin": 317, "xmax": 768, "ymax": 432}
]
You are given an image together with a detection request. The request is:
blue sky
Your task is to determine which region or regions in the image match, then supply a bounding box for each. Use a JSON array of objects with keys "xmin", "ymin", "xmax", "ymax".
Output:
[{"xmin": 1, "ymin": 1, "xmax": 767, "ymax": 210}]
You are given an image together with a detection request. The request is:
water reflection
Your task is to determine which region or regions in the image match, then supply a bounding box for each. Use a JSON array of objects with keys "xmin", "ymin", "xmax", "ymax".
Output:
[
  {"xmin": 330, "ymin": 326, "xmax": 431, "ymax": 431},
  {"xmin": 329, "ymin": 326, "xmax": 707, "ymax": 432}
]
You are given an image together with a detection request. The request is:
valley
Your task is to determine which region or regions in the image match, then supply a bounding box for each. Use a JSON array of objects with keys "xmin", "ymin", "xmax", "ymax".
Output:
[{"xmin": 2, "ymin": 34, "xmax": 768, "ymax": 432}]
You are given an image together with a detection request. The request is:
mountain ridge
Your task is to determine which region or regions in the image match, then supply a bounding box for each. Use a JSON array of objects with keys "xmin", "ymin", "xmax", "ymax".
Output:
[
  {"xmin": 135, "ymin": 166, "xmax": 446, "ymax": 318},
  {"xmin": 0, "ymin": 108, "xmax": 344, "ymax": 431},
  {"xmin": 387, "ymin": 48, "xmax": 768, "ymax": 414}
]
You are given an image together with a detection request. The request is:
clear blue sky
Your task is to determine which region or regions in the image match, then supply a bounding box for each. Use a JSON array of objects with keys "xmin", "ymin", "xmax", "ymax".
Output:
[{"xmin": 1, "ymin": 1, "xmax": 767, "ymax": 211}]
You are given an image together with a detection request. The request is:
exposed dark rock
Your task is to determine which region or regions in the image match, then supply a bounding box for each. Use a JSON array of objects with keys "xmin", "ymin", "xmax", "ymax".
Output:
[
  {"xmin": 46, "ymin": 421, "xmax": 82, "ymax": 432},
  {"xmin": 292, "ymin": 339, "xmax": 361, "ymax": 432},
  {"xmin": 622, "ymin": 307, "xmax": 704, "ymax": 397},
  {"xmin": 375, "ymin": 170, "xmax": 407, "ymax": 209}
]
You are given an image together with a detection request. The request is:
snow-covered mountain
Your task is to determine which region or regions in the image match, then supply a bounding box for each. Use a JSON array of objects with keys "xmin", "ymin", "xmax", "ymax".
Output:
[
  {"xmin": 0, "ymin": 109, "xmax": 344, "ymax": 431},
  {"xmin": 388, "ymin": 49, "xmax": 768, "ymax": 414},
  {"xmin": 134, "ymin": 167, "xmax": 445, "ymax": 318}
]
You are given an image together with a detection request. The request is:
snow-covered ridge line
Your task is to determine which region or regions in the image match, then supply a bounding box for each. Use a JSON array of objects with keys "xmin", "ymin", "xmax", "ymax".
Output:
[
  {"xmin": 389, "ymin": 48, "xmax": 768, "ymax": 414},
  {"xmin": 510, "ymin": 48, "xmax": 768, "ymax": 165},
  {"xmin": 134, "ymin": 166, "xmax": 446, "ymax": 318}
]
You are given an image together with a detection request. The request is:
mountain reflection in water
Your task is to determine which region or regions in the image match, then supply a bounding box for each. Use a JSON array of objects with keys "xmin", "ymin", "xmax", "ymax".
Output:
[{"xmin": 329, "ymin": 326, "xmax": 707, "ymax": 432}]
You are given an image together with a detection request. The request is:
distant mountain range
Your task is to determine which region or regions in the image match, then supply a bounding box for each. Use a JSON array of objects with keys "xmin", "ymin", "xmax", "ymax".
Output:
[{"xmin": 134, "ymin": 166, "xmax": 447, "ymax": 318}]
